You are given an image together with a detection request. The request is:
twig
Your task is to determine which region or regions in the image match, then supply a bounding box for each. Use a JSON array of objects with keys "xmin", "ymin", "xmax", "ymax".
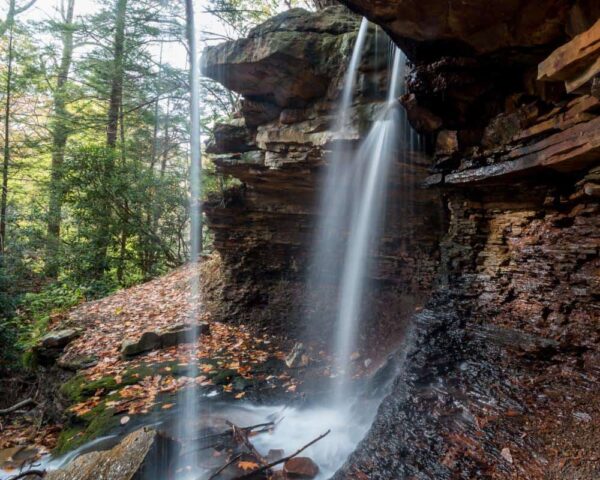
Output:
[
  {"xmin": 192, "ymin": 422, "xmax": 274, "ymax": 443},
  {"xmin": 227, "ymin": 421, "xmax": 268, "ymax": 467},
  {"xmin": 7, "ymin": 470, "xmax": 46, "ymax": 480},
  {"xmin": 208, "ymin": 453, "xmax": 242, "ymax": 480},
  {"xmin": 0, "ymin": 398, "xmax": 35, "ymax": 416},
  {"xmin": 232, "ymin": 430, "xmax": 331, "ymax": 480}
]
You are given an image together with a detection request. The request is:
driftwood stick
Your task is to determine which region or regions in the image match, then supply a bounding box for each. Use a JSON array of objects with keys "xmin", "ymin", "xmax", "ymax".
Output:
[
  {"xmin": 7, "ymin": 470, "xmax": 46, "ymax": 480},
  {"xmin": 0, "ymin": 398, "xmax": 35, "ymax": 416},
  {"xmin": 227, "ymin": 421, "xmax": 268, "ymax": 467},
  {"xmin": 192, "ymin": 422, "xmax": 274, "ymax": 442},
  {"xmin": 208, "ymin": 453, "xmax": 242, "ymax": 480},
  {"xmin": 232, "ymin": 429, "xmax": 331, "ymax": 480}
]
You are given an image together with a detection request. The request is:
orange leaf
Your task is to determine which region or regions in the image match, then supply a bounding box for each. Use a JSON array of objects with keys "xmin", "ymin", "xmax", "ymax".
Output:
[{"xmin": 238, "ymin": 461, "xmax": 259, "ymax": 471}]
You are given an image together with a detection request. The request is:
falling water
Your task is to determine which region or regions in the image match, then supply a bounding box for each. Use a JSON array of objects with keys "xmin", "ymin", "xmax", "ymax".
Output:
[
  {"xmin": 308, "ymin": 18, "xmax": 369, "ymax": 292},
  {"xmin": 332, "ymin": 47, "xmax": 407, "ymax": 404},
  {"xmin": 176, "ymin": 0, "xmax": 202, "ymax": 477}
]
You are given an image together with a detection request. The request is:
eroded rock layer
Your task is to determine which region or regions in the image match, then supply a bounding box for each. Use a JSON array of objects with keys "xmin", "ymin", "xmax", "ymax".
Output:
[
  {"xmin": 202, "ymin": 6, "xmax": 443, "ymax": 351},
  {"xmin": 202, "ymin": 2, "xmax": 599, "ymax": 479}
]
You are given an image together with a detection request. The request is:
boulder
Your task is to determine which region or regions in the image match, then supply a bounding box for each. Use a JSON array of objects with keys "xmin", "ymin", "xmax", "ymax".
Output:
[
  {"xmin": 283, "ymin": 457, "xmax": 320, "ymax": 479},
  {"xmin": 33, "ymin": 328, "xmax": 81, "ymax": 364},
  {"xmin": 159, "ymin": 322, "xmax": 209, "ymax": 348},
  {"xmin": 201, "ymin": 7, "xmax": 360, "ymax": 108},
  {"xmin": 46, "ymin": 428, "xmax": 178, "ymax": 480},
  {"xmin": 121, "ymin": 323, "xmax": 209, "ymax": 359},
  {"xmin": 121, "ymin": 331, "xmax": 160, "ymax": 358}
]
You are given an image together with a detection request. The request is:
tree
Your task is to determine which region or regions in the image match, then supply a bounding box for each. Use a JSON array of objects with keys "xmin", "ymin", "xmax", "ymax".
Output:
[
  {"xmin": 46, "ymin": 0, "xmax": 77, "ymax": 278},
  {"xmin": 1, "ymin": 0, "xmax": 37, "ymax": 259},
  {"xmin": 90, "ymin": 0, "xmax": 127, "ymax": 278}
]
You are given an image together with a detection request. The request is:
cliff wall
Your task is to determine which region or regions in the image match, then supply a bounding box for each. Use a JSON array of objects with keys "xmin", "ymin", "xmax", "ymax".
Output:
[
  {"xmin": 202, "ymin": 2, "xmax": 599, "ymax": 478},
  {"xmin": 202, "ymin": 7, "xmax": 443, "ymax": 354}
]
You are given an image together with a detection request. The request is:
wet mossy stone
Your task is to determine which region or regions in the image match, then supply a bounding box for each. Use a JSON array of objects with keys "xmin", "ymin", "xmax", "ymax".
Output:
[
  {"xmin": 55, "ymin": 402, "xmax": 119, "ymax": 455},
  {"xmin": 50, "ymin": 428, "xmax": 179, "ymax": 479},
  {"xmin": 60, "ymin": 374, "xmax": 118, "ymax": 403}
]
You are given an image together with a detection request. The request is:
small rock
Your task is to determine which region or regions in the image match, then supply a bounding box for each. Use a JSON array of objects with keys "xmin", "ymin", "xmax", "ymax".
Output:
[
  {"xmin": 284, "ymin": 457, "xmax": 319, "ymax": 479},
  {"xmin": 364, "ymin": 358, "xmax": 373, "ymax": 368},
  {"xmin": 501, "ymin": 447, "xmax": 513, "ymax": 464},
  {"xmin": 58, "ymin": 355, "xmax": 99, "ymax": 371},
  {"xmin": 0, "ymin": 446, "xmax": 40, "ymax": 471},
  {"xmin": 159, "ymin": 322, "xmax": 209, "ymax": 348},
  {"xmin": 573, "ymin": 411, "xmax": 592, "ymax": 423},
  {"xmin": 350, "ymin": 352, "xmax": 361, "ymax": 361},
  {"xmin": 286, "ymin": 343, "xmax": 306, "ymax": 368},
  {"xmin": 266, "ymin": 449, "xmax": 285, "ymax": 463}
]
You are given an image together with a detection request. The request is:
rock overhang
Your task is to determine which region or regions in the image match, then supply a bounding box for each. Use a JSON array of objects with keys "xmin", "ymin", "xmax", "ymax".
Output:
[{"xmin": 201, "ymin": 6, "xmax": 361, "ymax": 108}]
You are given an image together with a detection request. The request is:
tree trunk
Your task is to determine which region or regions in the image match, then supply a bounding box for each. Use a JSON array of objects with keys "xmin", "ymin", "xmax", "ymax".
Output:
[
  {"xmin": 106, "ymin": 0, "xmax": 127, "ymax": 150},
  {"xmin": 0, "ymin": 23, "xmax": 15, "ymax": 258},
  {"xmin": 46, "ymin": 0, "xmax": 76, "ymax": 278},
  {"xmin": 94, "ymin": 0, "xmax": 127, "ymax": 277}
]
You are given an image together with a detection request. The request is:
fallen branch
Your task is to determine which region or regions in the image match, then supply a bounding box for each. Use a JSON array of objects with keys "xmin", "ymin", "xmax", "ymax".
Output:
[
  {"xmin": 208, "ymin": 453, "xmax": 242, "ymax": 480},
  {"xmin": 0, "ymin": 398, "xmax": 35, "ymax": 416},
  {"xmin": 232, "ymin": 429, "xmax": 331, "ymax": 480},
  {"xmin": 227, "ymin": 421, "xmax": 268, "ymax": 467},
  {"xmin": 7, "ymin": 470, "xmax": 45, "ymax": 480}
]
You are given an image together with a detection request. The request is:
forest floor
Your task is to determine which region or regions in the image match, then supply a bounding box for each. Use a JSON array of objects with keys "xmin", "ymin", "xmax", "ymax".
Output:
[{"xmin": 0, "ymin": 257, "xmax": 332, "ymax": 472}]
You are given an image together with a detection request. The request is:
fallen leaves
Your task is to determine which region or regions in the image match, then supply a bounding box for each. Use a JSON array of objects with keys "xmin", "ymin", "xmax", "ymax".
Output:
[{"xmin": 238, "ymin": 460, "xmax": 259, "ymax": 471}]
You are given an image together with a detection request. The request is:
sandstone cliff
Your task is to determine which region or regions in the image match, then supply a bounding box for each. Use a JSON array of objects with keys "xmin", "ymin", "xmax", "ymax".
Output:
[{"xmin": 202, "ymin": 2, "xmax": 599, "ymax": 478}]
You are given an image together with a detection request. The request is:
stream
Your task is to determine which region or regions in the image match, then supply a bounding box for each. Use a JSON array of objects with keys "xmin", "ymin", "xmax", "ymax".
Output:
[{"xmin": 0, "ymin": 393, "xmax": 383, "ymax": 480}]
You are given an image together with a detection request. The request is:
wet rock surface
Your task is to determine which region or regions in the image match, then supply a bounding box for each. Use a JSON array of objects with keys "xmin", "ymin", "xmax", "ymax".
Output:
[
  {"xmin": 284, "ymin": 456, "xmax": 319, "ymax": 478},
  {"xmin": 46, "ymin": 428, "xmax": 177, "ymax": 480}
]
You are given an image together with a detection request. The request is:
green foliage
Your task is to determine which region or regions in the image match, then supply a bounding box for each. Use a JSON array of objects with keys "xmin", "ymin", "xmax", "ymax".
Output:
[{"xmin": 0, "ymin": 0, "xmax": 304, "ymax": 374}]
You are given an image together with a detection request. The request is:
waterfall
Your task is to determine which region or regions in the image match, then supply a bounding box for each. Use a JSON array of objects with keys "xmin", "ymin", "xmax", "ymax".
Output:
[
  {"xmin": 332, "ymin": 47, "xmax": 407, "ymax": 404},
  {"xmin": 176, "ymin": 0, "xmax": 203, "ymax": 477},
  {"xmin": 306, "ymin": 22, "xmax": 410, "ymax": 406}
]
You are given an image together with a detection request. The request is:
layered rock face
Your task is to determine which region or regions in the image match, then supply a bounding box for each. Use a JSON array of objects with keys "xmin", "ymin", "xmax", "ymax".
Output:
[
  {"xmin": 203, "ymin": 2, "xmax": 599, "ymax": 479},
  {"xmin": 331, "ymin": 2, "xmax": 600, "ymax": 479},
  {"xmin": 202, "ymin": 6, "xmax": 443, "ymax": 350}
]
